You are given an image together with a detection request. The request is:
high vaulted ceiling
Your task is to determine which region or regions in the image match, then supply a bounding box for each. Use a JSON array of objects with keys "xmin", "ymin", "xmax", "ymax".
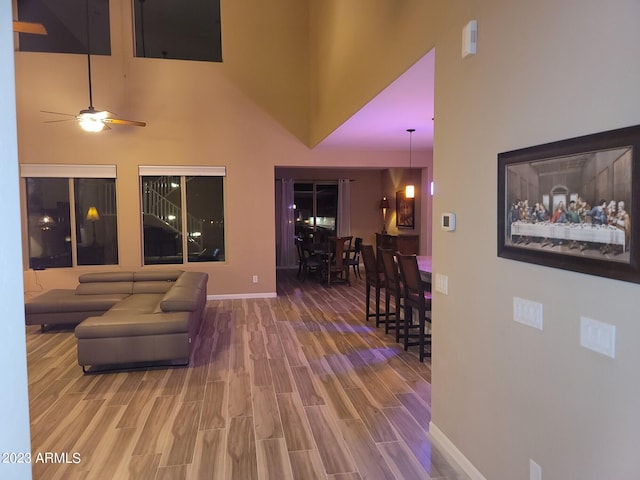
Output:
[{"xmin": 316, "ymin": 49, "xmax": 434, "ymax": 151}]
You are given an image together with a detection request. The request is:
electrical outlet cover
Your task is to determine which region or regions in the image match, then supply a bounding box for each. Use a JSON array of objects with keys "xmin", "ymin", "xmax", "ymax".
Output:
[{"xmin": 580, "ymin": 316, "xmax": 615, "ymax": 358}]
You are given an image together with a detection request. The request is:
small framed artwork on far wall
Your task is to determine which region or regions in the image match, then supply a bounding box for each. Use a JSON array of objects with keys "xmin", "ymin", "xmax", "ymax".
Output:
[{"xmin": 396, "ymin": 190, "xmax": 415, "ymax": 228}]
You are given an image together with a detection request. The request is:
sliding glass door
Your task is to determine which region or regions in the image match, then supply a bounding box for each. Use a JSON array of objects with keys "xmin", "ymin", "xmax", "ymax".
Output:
[{"xmin": 293, "ymin": 182, "xmax": 338, "ymax": 247}]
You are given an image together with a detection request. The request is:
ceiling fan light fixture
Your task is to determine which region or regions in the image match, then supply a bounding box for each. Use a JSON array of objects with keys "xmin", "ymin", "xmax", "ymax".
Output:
[
  {"xmin": 79, "ymin": 117, "xmax": 105, "ymax": 132},
  {"xmin": 78, "ymin": 110, "xmax": 107, "ymax": 132}
]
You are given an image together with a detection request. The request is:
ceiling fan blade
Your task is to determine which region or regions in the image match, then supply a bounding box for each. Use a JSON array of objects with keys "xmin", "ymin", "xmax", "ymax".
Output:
[
  {"xmin": 102, "ymin": 118, "xmax": 147, "ymax": 127},
  {"xmin": 44, "ymin": 119, "xmax": 75, "ymax": 123},
  {"xmin": 13, "ymin": 21, "xmax": 47, "ymax": 35},
  {"xmin": 41, "ymin": 110, "xmax": 77, "ymax": 117}
]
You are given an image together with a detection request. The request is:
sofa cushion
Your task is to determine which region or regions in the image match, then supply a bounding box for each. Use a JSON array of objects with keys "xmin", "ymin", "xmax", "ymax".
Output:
[
  {"xmin": 78, "ymin": 272, "xmax": 135, "ymax": 283},
  {"xmin": 132, "ymin": 281, "xmax": 175, "ymax": 294},
  {"xmin": 25, "ymin": 289, "xmax": 129, "ymax": 314},
  {"xmin": 173, "ymin": 271, "xmax": 208, "ymax": 290},
  {"xmin": 75, "ymin": 312, "xmax": 190, "ymax": 339},
  {"xmin": 133, "ymin": 270, "xmax": 183, "ymax": 282},
  {"xmin": 103, "ymin": 293, "xmax": 164, "ymax": 315},
  {"xmin": 159, "ymin": 286, "xmax": 201, "ymax": 312},
  {"xmin": 159, "ymin": 272, "xmax": 208, "ymax": 312},
  {"xmin": 76, "ymin": 282, "xmax": 134, "ymax": 295}
]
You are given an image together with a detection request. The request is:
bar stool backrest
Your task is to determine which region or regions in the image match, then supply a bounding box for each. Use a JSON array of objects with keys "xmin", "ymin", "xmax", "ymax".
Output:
[
  {"xmin": 380, "ymin": 248, "xmax": 401, "ymax": 295},
  {"xmin": 361, "ymin": 244, "xmax": 379, "ymax": 284},
  {"xmin": 396, "ymin": 253, "xmax": 426, "ymax": 310}
]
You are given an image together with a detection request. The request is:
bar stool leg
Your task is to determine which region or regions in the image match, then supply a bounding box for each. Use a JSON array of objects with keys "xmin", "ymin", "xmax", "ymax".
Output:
[
  {"xmin": 375, "ymin": 284, "xmax": 381, "ymax": 325},
  {"xmin": 418, "ymin": 305, "xmax": 425, "ymax": 362},
  {"xmin": 382, "ymin": 290, "xmax": 390, "ymax": 328},
  {"xmin": 395, "ymin": 296, "xmax": 402, "ymax": 343},
  {"xmin": 365, "ymin": 282, "xmax": 371, "ymax": 322},
  {"xmin": 403, "ymin": 304, "xmax": 412, "ymax": 351}
]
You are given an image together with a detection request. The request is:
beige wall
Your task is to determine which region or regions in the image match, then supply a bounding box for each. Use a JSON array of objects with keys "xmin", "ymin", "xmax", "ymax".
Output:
[
  {"xmin": 16, "ymin": 2, "xmax": 431, "ymax": 299},
  {"xmin": 16, "ymin": 1, "xmax": 638, "ymax": 478},
  {"xmin": 217, "ymin": 0, "xmax": 311, "ymax": 144},
  {"xmin": 308, "ymin": 0, "xmax": 455, "ymax": 146},
  {"xmin": 432, "ymin": 1, "xmax": 640, "ymax": 479}
]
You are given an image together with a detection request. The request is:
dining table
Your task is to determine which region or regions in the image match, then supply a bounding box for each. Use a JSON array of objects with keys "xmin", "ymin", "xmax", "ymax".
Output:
[{"xmin": 417, "ymin": 255, "xmax": 432, "ymax": 284}]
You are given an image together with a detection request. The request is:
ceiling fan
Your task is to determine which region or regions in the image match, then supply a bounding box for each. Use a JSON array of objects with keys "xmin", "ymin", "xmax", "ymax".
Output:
[{"xmin": 41, "ymin": 0, "xmax": 146, "ymax": 132}]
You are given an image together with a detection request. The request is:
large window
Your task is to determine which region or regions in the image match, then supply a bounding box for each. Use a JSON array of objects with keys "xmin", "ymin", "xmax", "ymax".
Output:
[
  {"xmin": 17, "ymin": 0, "xmax": 222, "ymax": 61},
  {"xmin": 21, "ymin": 165, "xmax": 118, "ymax": 268},
  {"xmin": 17, "ymin": 0, "xmax": 111, "ymax": 55},
  {"xmin": 294, "ymin": 182, "xmax": 338, "ymax": 247},
  {"xmin": 132, "ymin": 0, "xmax": 222, "ymax": 62},
  {"xmin": 140, "ymin": 166, "xmax": 225, "ymax": 265}
]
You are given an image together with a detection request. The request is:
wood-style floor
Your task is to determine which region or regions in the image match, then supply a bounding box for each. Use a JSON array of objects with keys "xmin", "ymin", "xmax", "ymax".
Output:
[{"xmin": 26, "ymin": 269, "xmax": 469, "ymax": 480}]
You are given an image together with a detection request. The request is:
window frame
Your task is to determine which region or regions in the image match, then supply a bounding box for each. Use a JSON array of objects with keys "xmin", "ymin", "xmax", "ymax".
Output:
[
  {"xmin": 16, "ymin": 0, "xmax": 112, "ymax": 56},
  {"xmin": 131, "ymin": 0, "xmax": 222, "ymax": 62},
  {"xmin": 20, "ymin": 164, "xmax": 118, "ymax": 269},
  {"xmin": 138, "ymin": 165, "xmax": 226, "ymax": 266},
  {"xmin": 293, "ymin": 181, "xmax": 339, "ymax": 245}
]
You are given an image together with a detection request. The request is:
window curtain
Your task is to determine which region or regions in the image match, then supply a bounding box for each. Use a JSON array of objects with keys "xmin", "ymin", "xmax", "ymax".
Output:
[
  {"xmin": 337, "ymin": 178, "xmax": 351, "ymax": 237},
  {"xmin": 279, "ymin": 179, "xmax": 297, "ymax": 267}
]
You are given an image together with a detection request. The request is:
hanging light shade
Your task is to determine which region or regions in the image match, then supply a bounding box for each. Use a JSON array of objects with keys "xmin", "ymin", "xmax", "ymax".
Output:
[
  {"xmin": 405, "ymin": 184, "xmax": 415, "ymax": 199},
  {"xmin": 405, "ymin": 128, "xmax": 415, "ymax": 199}
]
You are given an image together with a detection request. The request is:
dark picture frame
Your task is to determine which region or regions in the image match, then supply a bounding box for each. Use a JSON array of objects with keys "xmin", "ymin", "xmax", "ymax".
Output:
[
  {"xmin": 498, "ymin": 124, "xmax": 640, "ymax": 284},
  {"xmin": 396, "ymin": 190, "xmax": 415, "ymax": 228}
]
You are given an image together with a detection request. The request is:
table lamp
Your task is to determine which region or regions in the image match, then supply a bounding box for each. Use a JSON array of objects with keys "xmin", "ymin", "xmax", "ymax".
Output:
[
  {"xmin": 86, "ymin": 206, "xmax": 100, "ymax": 246},
  {"xmin": 379, "ymin": 196, "xmax": 390, "ymax": 233}
]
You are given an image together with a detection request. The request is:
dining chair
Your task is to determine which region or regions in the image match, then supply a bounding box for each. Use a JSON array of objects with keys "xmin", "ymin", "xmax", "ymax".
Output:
[
  {"xmin": 294, "ymin": 236, "xmax": 304, "ymax": 278},
  {"xmin": 362, "ymin": 244, "xmax": 385, "ymax": 324},
  {"xmin": 379, "ymin": 248, "xmax": 401, "ymax": 333},
  {"xmin": 295, "ymin": 237, "xmax": 322, "ymax": 281},
  {"xmin": 326, "ymin": 236, "xmax": 353, "ymax": 286},
  {"xmin": 396, "ymin": 252, "xmax": 432, "ymax": 361},
  {"xmin": 348, "ymin": 237, "xmax": 363, "ymax": 279}
]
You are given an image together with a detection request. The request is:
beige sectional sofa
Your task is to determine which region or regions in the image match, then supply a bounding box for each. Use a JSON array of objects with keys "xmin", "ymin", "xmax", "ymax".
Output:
[{"xmin": 25, "ymin": 270, "xmax": 208, "ymax": 372}]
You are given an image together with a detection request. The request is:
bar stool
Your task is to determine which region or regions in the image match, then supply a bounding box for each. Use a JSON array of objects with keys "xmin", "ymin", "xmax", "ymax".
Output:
[
  {"xmin": 379, "ymin": 248, "xmax": 401, "ymax": 335},
  {"xmin": 396, "ymin": 253, "xmax": 432, "ymax": 361},
  {"xmin": 362, "ymin": 244, "xmax": 384, "ymax": 325}
]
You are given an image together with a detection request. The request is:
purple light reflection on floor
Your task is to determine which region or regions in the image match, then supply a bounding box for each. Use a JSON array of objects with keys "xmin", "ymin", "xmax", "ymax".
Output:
[
  {"xmin": 321, "ymin": 323, "xmax": 375, "ymax": 334},
  {"xmin": 323, "ymin": 346, "xmax": 401, "ymax": 373},
  {"xmin": 369, "ymin": 345, "xmax": 402, "ymax": 361},
  {"xmin": 415, "ymin": 436, "xmax": 434, "ymax": 473},
  {"xmin": 285, "ymin": 319, "xmax": 376, "ymax": 335}
]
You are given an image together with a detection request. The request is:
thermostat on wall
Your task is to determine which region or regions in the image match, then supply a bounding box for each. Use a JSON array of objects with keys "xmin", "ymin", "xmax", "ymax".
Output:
[{"xmin": 441, "ymin": 212, "xmax": 456, "ymax": 231}]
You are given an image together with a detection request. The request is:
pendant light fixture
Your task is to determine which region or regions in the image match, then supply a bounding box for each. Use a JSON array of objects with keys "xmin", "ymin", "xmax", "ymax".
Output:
[{"xmin": 405, "ymin": 128, "xmax": 416, "ymax": 199}]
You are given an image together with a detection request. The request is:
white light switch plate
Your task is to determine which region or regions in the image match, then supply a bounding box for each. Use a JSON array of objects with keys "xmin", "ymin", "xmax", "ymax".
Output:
[
  {"xmin": 530, "ymin": 459, "xmax": 542, "ymax": 480},
  {"xmin": 580, "ymin": 316, "xmax": 615, "ymax": 358},
  {"xmin": 513, "ymin": 297, "xmax": 543, "ymax": 330},
  {"xmin": 435, "ymin": 273, "xmax": 448, "ymax": 295}
]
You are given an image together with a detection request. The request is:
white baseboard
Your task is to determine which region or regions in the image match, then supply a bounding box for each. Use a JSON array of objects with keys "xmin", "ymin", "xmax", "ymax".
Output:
[
  {"xmin": 429, "ymin": 421, "xmax": 487, "ymax": 480},
  {"xmin": 207, "ymin": 292, "xmax": 277, "ymax": 300}
]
